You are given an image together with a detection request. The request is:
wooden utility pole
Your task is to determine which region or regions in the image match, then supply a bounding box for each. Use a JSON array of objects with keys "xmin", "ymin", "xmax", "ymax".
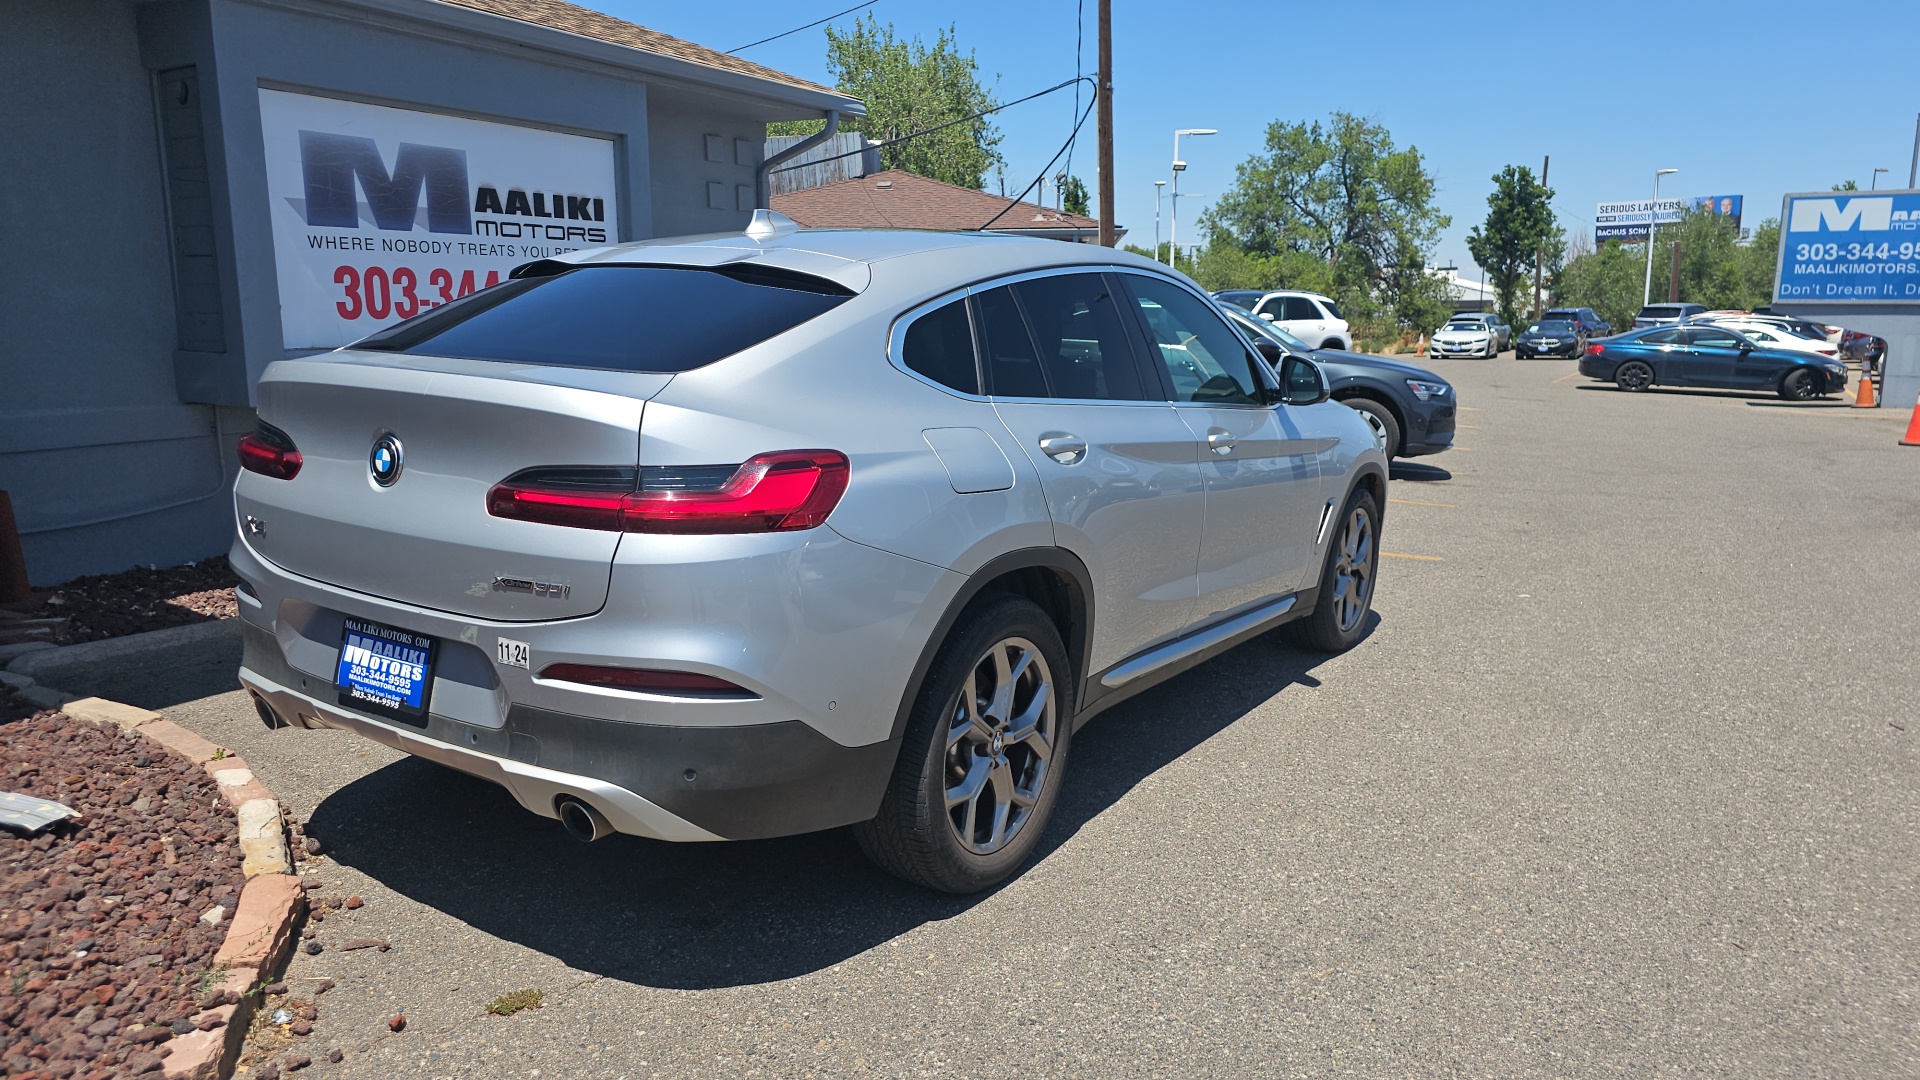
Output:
[
  {"xmin": 1531, "ymin": 154, "xmax": 1548, "ymax": 320},
  {"xmin": 1096, "ymin": 0, "xmax": 1115, "ymax": 247}
]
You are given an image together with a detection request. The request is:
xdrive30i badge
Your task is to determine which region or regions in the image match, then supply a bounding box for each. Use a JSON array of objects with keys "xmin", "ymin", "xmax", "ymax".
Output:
[
  {"xmin": 369, "ymin": 433, "xmax": 403, "ymax": 487},
  {"xmin": 492, "ymin": 576, "xmax": 572, "ymax": 599}
]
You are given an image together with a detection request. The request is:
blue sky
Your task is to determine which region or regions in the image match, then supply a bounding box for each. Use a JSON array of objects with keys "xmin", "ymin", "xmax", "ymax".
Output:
[{"xmin": 598, "ymin": 0, "xmax": 1920, "ymax": 276}]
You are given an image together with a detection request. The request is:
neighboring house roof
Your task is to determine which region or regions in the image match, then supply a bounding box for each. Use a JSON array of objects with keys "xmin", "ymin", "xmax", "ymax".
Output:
[
  {"xmin": 771, "ymin": 170, "xmax": 1119, "ymax": 241},
  {"xmin": 434, "ymin": 0, "xmax": 840, "ymax": 97}
]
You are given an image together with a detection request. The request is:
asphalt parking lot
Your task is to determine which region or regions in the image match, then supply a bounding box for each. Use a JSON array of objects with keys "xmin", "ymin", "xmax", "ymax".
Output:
[{"xmin": 165, "ymin": 356, "xmax": 1920, "ymax": 1078}]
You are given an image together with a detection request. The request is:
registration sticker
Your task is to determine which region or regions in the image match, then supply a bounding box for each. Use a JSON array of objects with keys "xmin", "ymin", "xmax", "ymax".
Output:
[
  {"xmin": 336, "ymin": 617, "xmax": 435, "ymax": 717},
  {"xmin": 496, "ymin": 638, "xmax": 531, "ymax": 669}
]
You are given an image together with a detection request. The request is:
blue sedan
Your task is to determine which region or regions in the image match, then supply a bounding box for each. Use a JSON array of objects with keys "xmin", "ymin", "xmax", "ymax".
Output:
[{"xmin": 1578, "ymin": 324, "xmax": 1849, "ymax": 400}]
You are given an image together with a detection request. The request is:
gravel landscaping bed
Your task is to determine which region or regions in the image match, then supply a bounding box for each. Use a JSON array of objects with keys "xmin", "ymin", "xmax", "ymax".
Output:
[
  {"xmin": 29, "ymin": 557, "xmax": 239, "ymax": 645},
  {"xmin": 0, "ymin": 706, "xmax": 248, "ymax": 1078}
]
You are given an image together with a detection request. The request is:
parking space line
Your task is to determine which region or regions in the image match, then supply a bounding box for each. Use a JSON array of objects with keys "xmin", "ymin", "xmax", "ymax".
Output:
[
  {"xmin": 1552, "ymin": 371, "xmax": 1581, "ymax": 384},
  {"xmin": 1383, "ymin": 552, "xmax": 1444, "ymax": 561},
  {"xmin": 1389, "ymin": 498, "xmax": 1454, "ymax": 508},
  {"xmin": 1458, "ymin": 406, "xmax": 1481, "ymax": 411},
  {"xmin": 1456, "ymin": 424, "xmax": 1480, "ymax": 429}
]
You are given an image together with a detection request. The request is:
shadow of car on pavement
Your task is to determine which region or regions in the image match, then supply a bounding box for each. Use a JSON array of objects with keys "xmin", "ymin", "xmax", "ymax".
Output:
[
  {"xmin": 303, "ymin": 614, "xmax": 1375, "ymax": 990},
  {"xmin": 1390, "ymin": 461, "xmax": 1451, "ymax": 482}
]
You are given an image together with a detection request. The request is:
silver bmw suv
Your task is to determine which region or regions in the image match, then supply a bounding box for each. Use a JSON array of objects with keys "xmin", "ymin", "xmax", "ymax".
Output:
[{"xmin": 232, "ymin": 215, "xmax": 1387, "ymax": 893}]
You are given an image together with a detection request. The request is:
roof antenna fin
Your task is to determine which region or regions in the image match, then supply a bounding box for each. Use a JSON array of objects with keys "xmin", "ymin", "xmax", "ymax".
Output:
[{"xmin": 745, "ymin": 209, "xmax": 800, "ymax": 242}]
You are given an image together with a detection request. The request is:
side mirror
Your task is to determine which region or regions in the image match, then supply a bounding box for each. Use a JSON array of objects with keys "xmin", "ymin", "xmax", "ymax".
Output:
[
  {"xmin": 1258, "ymin": 311, "xmax": 1276, "ymax": 321},
  {"xmin": 1276, "ymin": 355, "xmax": 1330, "ymax": 406}
]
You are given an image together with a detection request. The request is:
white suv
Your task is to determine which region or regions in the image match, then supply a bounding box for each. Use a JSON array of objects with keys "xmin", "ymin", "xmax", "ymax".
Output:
[{"xmin": 1213, "ymin": 290, "xmax": 1352, "ymax": 351}]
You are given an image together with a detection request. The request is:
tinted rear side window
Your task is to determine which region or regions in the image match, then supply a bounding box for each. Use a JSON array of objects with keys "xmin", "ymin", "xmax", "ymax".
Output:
[
  {"xmin": 355, "ymin": 265, "xmax": 852, "ymax": 372},
  {"xmin": 1011, "ymin": 273, "xmax": 1150, "ymax": 400},
  {"xmin": 901, "ymin": 297, "xmax": 979, "ymax": 394},
  {"xmin": 975, "ymin": 286, "xmax": 1049, "ymax": 397}
]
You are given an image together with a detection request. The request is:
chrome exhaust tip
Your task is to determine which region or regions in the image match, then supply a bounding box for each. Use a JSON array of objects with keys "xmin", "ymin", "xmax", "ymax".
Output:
[
  {"xmin": 556, "ymin": 796, "xmax": 615, "ymax": 843},
  {"xmin": 250, "ymin": 691, "xmax": 288, "ymax": 730}
]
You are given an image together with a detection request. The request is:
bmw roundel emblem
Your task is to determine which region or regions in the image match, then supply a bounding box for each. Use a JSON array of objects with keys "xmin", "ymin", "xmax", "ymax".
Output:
[{"xmin": 369, "ymin": 434, "xmax": 404, "ymax": 487}]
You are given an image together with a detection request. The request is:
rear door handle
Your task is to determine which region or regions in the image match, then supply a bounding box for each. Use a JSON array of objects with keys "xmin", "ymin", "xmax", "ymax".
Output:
[
  {"xmin": 1037, "ymin": 433, "xmax": 1087, "ymax": 464},
  {"xmin": 1207, "ymin": 429, "xmax": 1236, "ymax": 456}
]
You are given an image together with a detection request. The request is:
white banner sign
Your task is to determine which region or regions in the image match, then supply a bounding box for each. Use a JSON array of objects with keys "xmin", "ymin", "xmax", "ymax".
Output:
[{"xmin": 258, "ymin": 89, "xmax": 620, "ymax": 350}]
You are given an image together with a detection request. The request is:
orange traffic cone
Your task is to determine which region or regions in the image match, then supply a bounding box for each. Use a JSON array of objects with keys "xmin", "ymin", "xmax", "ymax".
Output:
[
  {"xmin": 1854, "ymin": 368, "xmax": 1878, "ymax": 408},
  {"xmin": 1901, "ymin": 392, "xmax": 1920, "ymax": 447}
]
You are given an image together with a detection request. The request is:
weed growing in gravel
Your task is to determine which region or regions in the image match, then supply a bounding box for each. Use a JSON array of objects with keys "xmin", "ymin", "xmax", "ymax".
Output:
[
  {"xmin": 485, "ymin": 989, "xmax": 544, "ymax": 1016},
  {"xmin": 194, "ymin": 964, "xmax": 231, "ymax": 994}
]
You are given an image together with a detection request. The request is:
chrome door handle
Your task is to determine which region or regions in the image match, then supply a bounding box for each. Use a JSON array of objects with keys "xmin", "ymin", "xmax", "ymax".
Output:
[
  {"xmin": 1206, "ymin": 429, "xmax": 1236, "ymax": 456},
  {"xmin": 1037, "ymin": 433, "xmax": 1087, "ymax": 464}
]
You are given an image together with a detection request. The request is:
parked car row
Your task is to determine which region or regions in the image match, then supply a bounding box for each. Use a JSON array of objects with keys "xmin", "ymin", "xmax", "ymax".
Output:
[{"xmin": 232, "ymin": 221, "xmax": 1393, "ymax": 894}]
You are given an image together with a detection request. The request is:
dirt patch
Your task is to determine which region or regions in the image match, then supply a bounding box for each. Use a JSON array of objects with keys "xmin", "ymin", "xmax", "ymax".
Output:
[
  {"xmin": 28, "ymin": 557, "xmax": 238, "ymax": 645},
  {"xmin": 0, "ymin": 708, "xmax": 248, "ymax": 1079}
]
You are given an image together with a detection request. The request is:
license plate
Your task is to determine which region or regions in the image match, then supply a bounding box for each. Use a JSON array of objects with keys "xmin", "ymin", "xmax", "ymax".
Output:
[{"xmin": 336, "ymin": 617, "xmax": 436, "ymax": 719}]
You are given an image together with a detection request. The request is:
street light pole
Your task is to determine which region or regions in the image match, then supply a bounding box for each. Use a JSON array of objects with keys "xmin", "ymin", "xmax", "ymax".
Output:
[
  {"xmin": 1170, "ymin": 128, "xmax": 1216, "ymax": 266},
  {"xmin": 1642, "ymin": 168, "xmax": 1678, "ymax": 307},
  {"xmin": 1872, "ymin": 167, "xmax": 1889, "ymax": 191},
  {"xmin": 1154, "ymin": 180, "xmax": 1166, "ymax": 260}
]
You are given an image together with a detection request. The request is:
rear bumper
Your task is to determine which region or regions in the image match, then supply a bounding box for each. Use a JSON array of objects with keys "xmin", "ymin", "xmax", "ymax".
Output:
[{"xmin": 240, "ymin": 623, "xmax": 898, "ymax": 840}]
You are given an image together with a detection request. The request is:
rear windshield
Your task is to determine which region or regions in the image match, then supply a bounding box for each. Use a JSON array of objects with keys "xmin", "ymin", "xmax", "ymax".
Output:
[
  {"xmin": 1638, "ymin": 306, "xmax": 1683, "ymax": 319},
  {"xmin": 353, "ymin": 264, "xmax": 854, "ymax": 372}
]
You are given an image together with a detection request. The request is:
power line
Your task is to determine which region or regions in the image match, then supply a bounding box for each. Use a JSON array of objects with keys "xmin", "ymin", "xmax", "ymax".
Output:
[
  {"xmin": 1061, "ymin": 0, "xmax": 1083, "ymax": 202},
  {"xmin": 979, "ymin": 90, "xmax": 1098, "ymax": 231},
  {"xmin": 768, "ymin": 75, "xmax": 1097, "ymax": 175},
  {"xmin": 727, "ymin": 1, "xmax": 875, "ymax": 54}
]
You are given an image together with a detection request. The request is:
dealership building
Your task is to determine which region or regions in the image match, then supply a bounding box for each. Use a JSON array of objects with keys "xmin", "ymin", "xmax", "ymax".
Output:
[{"xmin": 4, "ymin": 0, "xmax": 861, "ymax": 584}]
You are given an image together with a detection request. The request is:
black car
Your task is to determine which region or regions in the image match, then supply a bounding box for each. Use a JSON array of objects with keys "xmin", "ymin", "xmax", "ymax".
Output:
[
  {"xmin": 1577, "ymin": 324, "xmax": 1850, "ymax": 400},
  {"xmin": 1542, "ymin": 306, "xmax": 1610, "ymax": 339},
  {"xmin": 1515, "ymin": 319, "xmax": 1587, "ymax": 359},
  {"xmin": 1222, "ymin": 305, "xmax": 1455, "ymax": 458}
]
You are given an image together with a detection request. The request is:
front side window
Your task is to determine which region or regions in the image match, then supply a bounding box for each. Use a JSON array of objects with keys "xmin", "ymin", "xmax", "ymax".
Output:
[
  {"xmin": 901, "ymin": 297, "xmax": 979, "ymax": 394},
  {"xmin": 1686, "ymin": 329, "xmax": 1742, "ymax": 349},
  {"xmin": 1126, "ymin": 276, "xmax": 1260, "ymax": 405},
  {"xmin": 355, "ymin": 264, "xmax": 853, "ymax": 372},
  {"xmin": 1010, "ymin": 274, "xmax": 1150, "ymax": 401}
]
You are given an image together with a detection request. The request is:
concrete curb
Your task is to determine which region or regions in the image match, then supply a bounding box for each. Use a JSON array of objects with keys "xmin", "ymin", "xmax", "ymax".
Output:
[{"xmin": 50, "ymin": 694, "xmax": 306, "ymax": 1080}]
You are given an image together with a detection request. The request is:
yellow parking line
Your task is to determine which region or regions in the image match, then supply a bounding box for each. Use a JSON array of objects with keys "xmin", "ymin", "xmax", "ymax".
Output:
[
  {"xmin": 1552, "ymin": 370, "xmax": 1581, "ymax": 384},
  {"xmin": 1459, "ymin": 406, "xmax": 1481, "ymax": 411},
  {"xmin": 1383, "ymin": 552, "xmax": 1444, "ymax": 562},
  {"xmin": 1456, "ymin": 424, "xmax": 1480, "ymax": 429},
  {"xmin": 1389, "ymin": 498, "xmax": 1454, "ymax": 508}
]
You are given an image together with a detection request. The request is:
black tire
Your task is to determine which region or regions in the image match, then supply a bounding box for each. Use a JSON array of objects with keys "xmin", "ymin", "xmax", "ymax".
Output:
[
  {"xmin": 1286, "ymin": 487, "xmax": 1382, "ymax": 653},
  {"xmin": 1341, "ymin": 396, "xmax": 1401, "ymax": 457},
  {"xmin": 1779, "ymin": 368, "xmax": 1817, "ymax": 401},
  {"xmin": 854, "ymin": 595, "xmax": 1073, "ymax": 893},
  {"xmin": 1516, "ymin": 347, "xmax": 1531, "ymax": 360},
  {"xmin": 1615, "ymin": 360, "xmax": 1653, "ymax": 392},
  {"xmin": 1322, "ymin": 338, "xmax": 1346, "ymax": 352}
]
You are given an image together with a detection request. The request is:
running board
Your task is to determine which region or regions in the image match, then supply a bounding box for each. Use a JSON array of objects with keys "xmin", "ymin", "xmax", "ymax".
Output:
[{"xmin": 1100, "ymin": 594, "xmax": 1298, "ymax": 689}]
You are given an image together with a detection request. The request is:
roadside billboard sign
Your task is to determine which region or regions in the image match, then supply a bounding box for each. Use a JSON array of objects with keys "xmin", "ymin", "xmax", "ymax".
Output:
[
  {"xmin": 1595, "ymin": 194, "xmax": 1742, "ymax": 244},
  {"xmin": 1774, "ymin": 190, "xmax": 1920, "ymax": 304},
  {"xmin": 258, "ymin": 89, "xmax": 620, "ymax": 350}
]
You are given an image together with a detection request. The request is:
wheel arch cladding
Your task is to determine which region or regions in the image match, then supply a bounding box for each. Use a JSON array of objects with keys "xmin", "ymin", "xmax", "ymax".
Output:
[{"xmin": 888, "ymin": 549, "xmax": 1093, "ymax": 742}]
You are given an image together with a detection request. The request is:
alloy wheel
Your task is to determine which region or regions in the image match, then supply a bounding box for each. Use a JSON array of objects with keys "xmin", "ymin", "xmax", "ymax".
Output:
[
  {"xmin": 1617, "ymin": 362, "xmax": 1652, "ymax": 392},
  {"xmin": 944, "ymin": 636, "xmax": 1057, "ymax": 856},
  {"xmin": 1331, "ymin": 506, "xmax": 1375, "ymax": 632}
]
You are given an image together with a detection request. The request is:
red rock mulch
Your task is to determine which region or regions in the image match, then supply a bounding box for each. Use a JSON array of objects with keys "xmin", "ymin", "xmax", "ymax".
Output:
[
  {"xmin": 29, "ymin": 557, "xmax": 239, "ymax": 645},
  {"xmin": 0, "ymin": 708, "xmax": 248, "ymax": 1078}
]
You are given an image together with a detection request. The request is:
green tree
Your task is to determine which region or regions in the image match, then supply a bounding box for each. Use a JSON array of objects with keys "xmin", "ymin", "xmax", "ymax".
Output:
[
  {"xmin": 1465, "ymin": 164, "xmax": 1558, "ymax": 328},
  {"xmin": 770, "ymin": 17, "xmax": 1002, "ymax": 189},
  {"xmin": 1201, "ymin": 112, "xmax": 1450, "ymax": 329},
  {"xmin": 1832, "ymin": 179, "xmax": 1860, "ymax": 191},
  {"xmin": 1552, "ymin": 240, "xmax": 1644, "ymax": 333},
  {"xmin": 1060, "ymin": 175, "xmax": 1089, "ymax": 217}
]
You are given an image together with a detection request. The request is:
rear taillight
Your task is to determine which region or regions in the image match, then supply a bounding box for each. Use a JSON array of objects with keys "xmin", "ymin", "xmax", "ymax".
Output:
[
  {"xmin": 1585, "ymin": 343, "xmax": 1605, "ymax": 355},
  {"xmin": 487, "ymin": 450, "xmax": 849, "ymax": 534},
  {"xmin": 537, "ymin": 664, "xmax": 753, "ymax": 697},
  {"xmin": 237, "ymin": 423, "xmax": 302, "ymax": 480}
]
